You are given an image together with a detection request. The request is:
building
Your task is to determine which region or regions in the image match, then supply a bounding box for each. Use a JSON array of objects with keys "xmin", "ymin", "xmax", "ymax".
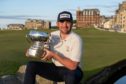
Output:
[
  {"xmin": 115, "ymin": 1, "xmax": 126, "ymax": 32},
  {"xmin": 103, "ymin": 17, "xmax": 114, "ymax": 29},
  {"xmin": 98, "ymin": 16, "xmax": 109, "ymax": 28},
  {"xmin": 98, "ymin": 16, "xmax": 115, "ymax": 29},
  {"xmin": 7, "ymin": 24, "xmax": 24, "ymax": 30},
  {"xmin": 25, "ymin": 19, "xmax": 51, "ymax": 29},
  {"xmin": 76, "ymin": 8, "xmax": 101, "ymax": 28}
]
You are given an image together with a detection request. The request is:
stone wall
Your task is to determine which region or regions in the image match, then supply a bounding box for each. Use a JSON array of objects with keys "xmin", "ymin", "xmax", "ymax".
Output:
[{"xmin": 0, "ymin": 65, "xmax": 65, "ymax": 84}]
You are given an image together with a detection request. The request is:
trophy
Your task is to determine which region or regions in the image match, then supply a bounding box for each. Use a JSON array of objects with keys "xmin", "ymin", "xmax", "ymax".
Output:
[{"xmin": 26, "ymin": 30, "xmax": 49, "ymax": 59}]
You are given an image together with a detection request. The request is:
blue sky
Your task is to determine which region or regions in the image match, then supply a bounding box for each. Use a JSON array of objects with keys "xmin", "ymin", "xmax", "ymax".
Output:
[{"xmin": 0, "ymin": 0, "xmax": 125, "ymax": 28}]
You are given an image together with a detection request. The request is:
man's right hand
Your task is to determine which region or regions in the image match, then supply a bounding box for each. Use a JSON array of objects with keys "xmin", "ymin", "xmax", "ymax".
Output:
[{"xmin": 40, "ymin": 49, "xmax": 53, "ymax": 61}]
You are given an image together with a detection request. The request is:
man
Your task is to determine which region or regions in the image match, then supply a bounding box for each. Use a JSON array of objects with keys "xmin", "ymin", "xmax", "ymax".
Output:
[{"xmin": 23, "ymin": 11, "xmax": 83, "ymax": 84}]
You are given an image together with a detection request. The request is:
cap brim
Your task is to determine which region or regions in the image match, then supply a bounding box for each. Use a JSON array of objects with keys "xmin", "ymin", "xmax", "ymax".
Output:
[{"xmin": 58, "ymin": 18, "xmax": 72, "ymax": 21}]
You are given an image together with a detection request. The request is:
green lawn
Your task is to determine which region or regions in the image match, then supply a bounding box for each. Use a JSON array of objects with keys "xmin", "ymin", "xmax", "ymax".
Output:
[
  {"xmin": 0, "ymin": 28, "xmax": 126, "ymax": 82},
  {"xmin": 76, "ymin": 28, "xmax": 126, "ymax": 80}
]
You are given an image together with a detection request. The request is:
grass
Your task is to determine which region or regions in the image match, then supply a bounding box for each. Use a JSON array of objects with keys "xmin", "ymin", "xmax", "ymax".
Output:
[
  {"xmin": 0, "ymin": 28, "xmax": 126, "ymax": 82},
  {"xmin": 76, "ymin": 28, "xmax": 126, "ymax": 80}
]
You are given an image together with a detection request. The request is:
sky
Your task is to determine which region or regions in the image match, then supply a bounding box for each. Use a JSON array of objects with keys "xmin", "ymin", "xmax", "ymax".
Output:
[{"xmin": 0, "ymin": 0, "xmax": 125, "ymax": 28}]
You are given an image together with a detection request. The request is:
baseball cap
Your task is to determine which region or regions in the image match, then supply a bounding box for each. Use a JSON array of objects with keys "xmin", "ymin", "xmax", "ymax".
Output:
[{"xmin": 57, "ymin": 11, "xmax": 73, "ymax": 22}]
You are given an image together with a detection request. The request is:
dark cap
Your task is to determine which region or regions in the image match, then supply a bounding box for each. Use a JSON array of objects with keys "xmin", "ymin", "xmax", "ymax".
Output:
[{"xmin": 57, "ymin": 11, "xmax": 73, "ymax": 22}]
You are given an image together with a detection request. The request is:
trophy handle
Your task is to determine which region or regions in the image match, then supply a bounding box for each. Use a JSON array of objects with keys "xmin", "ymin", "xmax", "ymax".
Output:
[{"xmin": 26, "ymin": 34, "xmax": 32, "ymax": 43}]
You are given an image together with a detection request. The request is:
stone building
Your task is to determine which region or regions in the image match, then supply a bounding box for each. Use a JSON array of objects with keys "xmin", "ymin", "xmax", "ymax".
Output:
[
  {"xmin": 98, "ymin": 15, "xmax": 108, "ymax": 28},
  {"xmin": 7, "ymin": 24, "xmax": 24, "ymax": 30},
  {"xmin": 25, "ymin": 19, "xmax": 51, "ymax": 29},
  {"xmin": 115, "ymin": 1, "xmax": 126, "ymax": 32},
  {"xmin": 103, "ymin": 17, "xmax": 115, "ymax": 29},
  {"xmin": 76, "ymin": 8, "xmax": 101, "ymax": 28}
]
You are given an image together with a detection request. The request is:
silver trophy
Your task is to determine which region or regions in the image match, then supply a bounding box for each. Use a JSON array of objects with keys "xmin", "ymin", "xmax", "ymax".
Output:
[{"xmin": 26, "ymin": 30, "xmax": 49, "ymax": 59}]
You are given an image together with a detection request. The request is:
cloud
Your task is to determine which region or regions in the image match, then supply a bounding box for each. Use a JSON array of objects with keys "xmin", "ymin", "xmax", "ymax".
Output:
[
  {"xmin": 0, "ymin": 15, "xmax": 49, "ymax": 20},
  {"xmin": 97, "ymin": 5, "xmax": 117, "ymax": 8},
  {"xmin": 0, "ymin": 15, "xmax": 57, "ymax": 28},
  {"xmin": 82, "ymin": 4, "xmax": 118, "ymax": 9},
  {"xmin": 69, "ymin": 8, "xmax": 76, "ymax": 11}
]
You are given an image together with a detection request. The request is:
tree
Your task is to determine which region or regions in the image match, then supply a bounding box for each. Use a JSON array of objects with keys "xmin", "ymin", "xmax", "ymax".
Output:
[{"xmin": 73, "ymin": 20, "xmax": 76, "ymax": 23}]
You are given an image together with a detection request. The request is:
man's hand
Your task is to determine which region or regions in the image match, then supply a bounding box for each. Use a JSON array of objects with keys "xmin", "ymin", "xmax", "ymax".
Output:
[
  {"xmin": 25, "ymin": 49, "xmax": 29, "ymax": 57},
  {"xmin": 40, "ymin": 49, "xmax": 53, "ymax": 61}
]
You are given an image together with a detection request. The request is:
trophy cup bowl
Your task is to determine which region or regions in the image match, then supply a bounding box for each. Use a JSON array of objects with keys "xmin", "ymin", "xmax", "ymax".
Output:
[
  {"xmin": 26, "ymin": 30, "xmax": 49, "ymax": 59},
  {"xmin": 27, "ymin": 30, "xmax": 49, "ymax": 42}
]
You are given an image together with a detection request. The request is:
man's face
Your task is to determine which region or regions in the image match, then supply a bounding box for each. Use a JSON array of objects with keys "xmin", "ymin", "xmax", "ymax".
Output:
[{"xmin": 57, "ymin": 20, "xmax": 73, "ymax": 34}]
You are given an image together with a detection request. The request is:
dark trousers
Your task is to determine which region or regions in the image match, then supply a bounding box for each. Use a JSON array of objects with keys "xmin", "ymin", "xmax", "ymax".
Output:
[{"xmin": 23, "ymin": 61, "xmax": 83, "ymax": 84}]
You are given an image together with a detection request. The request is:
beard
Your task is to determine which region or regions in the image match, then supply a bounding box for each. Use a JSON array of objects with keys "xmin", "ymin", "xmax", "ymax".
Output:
[{"xmin": 60, "ymin": 27, "xmax": 72, "ymax": 34}]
